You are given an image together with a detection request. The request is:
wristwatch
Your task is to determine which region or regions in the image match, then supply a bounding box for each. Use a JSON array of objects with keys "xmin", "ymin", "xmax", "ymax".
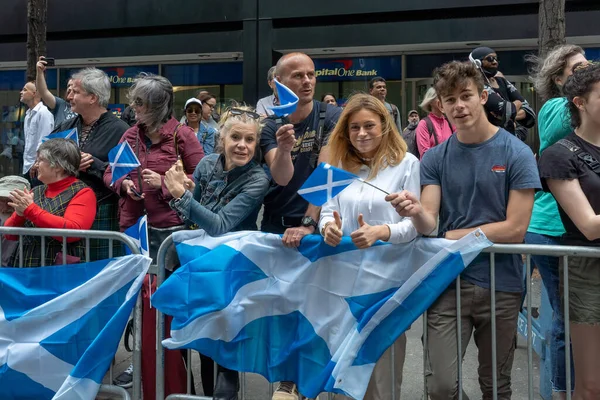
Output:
[{"xmin": 301, "ymin": 216, "xmax": 318, "ymax": 231}]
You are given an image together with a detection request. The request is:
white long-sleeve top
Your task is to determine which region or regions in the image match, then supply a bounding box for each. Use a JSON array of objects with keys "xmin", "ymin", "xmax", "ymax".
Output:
[
  {"xmin": 319, "ymin": 154, "xmax": 420, "ymax": 244},
  {"xmin": 23, "ymin": 102, "xmax": 54, "ymax": 174}
]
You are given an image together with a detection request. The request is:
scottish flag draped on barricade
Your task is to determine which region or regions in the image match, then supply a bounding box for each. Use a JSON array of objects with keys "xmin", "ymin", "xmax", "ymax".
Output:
[
  {"xmin": 0, "ymin": 255, "xmax": 151, "ymax": 399},
  {"xmin": 108, "ymin": 141, "xmax": 140, "ymax": 185},
  {"xmin": 42, "ymin": 128, "xmax": 79, "ymax": 145},
  {"xmin": 152, "ymin": 229, "xmax": 492, "ymax": 399}
]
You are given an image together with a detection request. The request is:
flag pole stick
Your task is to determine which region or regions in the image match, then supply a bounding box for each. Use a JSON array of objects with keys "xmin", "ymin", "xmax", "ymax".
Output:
[{"xmin": 358, "ymin": 178, "xmax": 390, "ymax": 195}]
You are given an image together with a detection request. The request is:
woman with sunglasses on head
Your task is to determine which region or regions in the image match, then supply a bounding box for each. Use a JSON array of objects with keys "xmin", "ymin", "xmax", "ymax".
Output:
[
  {"xmin": 164, "ymin": 105, "xmax": 269, "ymax": 400},
  {"xmin": 470, "ymin": 46, "xmax": 536, "ymax": 139},
  {"xmin": 103, "ymin": 73, "xmax": 204, "ymax": 400},
  {"xmin": 538, "ymin": 62, "xmax": 600, "ymax": 400},
  {"xmin": 524, "ymin": 45, "xmax": 587, "ymax": 398},
  {"xmin": 198, "ymin": 92, "xmax": 219, "ymax": 156},
  {"xmin": 319, "ymin": 93, "xmax": 419, "ymax": 400}
]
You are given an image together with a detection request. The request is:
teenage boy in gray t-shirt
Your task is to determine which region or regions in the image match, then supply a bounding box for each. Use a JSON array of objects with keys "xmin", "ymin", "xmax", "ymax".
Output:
[{"xmin": 386, "ymin": 61, "xmax": 540, "ymax": 400}]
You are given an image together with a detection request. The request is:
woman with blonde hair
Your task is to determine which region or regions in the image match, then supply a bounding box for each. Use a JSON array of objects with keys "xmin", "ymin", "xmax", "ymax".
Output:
[{"xmin": 320, "ymin": 93, "xmax": 420, "ymax": 400}]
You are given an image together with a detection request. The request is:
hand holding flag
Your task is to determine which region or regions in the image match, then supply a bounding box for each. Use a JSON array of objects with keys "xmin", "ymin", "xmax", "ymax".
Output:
[{"xmin": 108, "ymin": 141, "xmax": 141, "ymax": 186}]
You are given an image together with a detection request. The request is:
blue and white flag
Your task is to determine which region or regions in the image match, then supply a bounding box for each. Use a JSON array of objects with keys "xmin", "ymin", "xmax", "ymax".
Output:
[
  {"xmin": 152, "ymin": 229, "xmax": 491, "ymax": 399},
  {"xmin": 269, "ymin": 79, "xmax": 299, "ymax": 117},
  {"xmin": 42, "ymin": 128, "xmax": 79, "ymax": 146},
  {"xmin": 108, "ymin": 141, "xmax": 140, "ymax": 186},
  {"xmin": 0, "ymin": 255, "xmax": 151, "ymax": 400},
  {"xmin": 298, "ymin": 162, "xmax": 359, "ymax": 206},
  {"xmin": 124, "ymin": 215, "xmax": 149, "ymax": 257}
]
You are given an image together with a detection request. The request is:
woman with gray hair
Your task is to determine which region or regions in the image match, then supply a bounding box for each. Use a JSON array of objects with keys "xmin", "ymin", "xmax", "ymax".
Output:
[
  {"xmin": 103, "ymin": 73, "xmax": 204, "ymax": 400},
  {"xmin": 51, "ymin": 67, "xmax": 130, "ymax": 261},
  {"xmin": 4, "ymin": 138, "xmax": 97, "ymax": 267}
]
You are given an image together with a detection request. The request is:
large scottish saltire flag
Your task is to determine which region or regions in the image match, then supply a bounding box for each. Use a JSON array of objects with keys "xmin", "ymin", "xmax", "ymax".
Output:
[
  {"xmin": 152, "ymin": 229, "xmax": 491, "ymax": 399},
  {"xmin": 0, "ymin": 255, "xmax": 151, "ymax": 400}
]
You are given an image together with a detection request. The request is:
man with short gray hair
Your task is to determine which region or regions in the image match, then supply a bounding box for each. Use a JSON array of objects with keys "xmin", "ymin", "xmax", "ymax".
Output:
[
  {"xmin": 20, "ymin": 81, "xmax": 54, "ymax": 178},
  {"xmin": 51, "ymin": 67, "xmax": 129, "ymax": 261},
  {"xmin": 255, "ymin": 66, "xmax": 279, "ymax": 117}
]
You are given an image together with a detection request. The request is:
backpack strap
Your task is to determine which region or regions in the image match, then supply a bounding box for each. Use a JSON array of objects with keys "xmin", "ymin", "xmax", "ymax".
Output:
[
  {"xmin": 424, "ymin": 116, "xmax": 439, "ymax": 146},
  {"xmin": 309, "ymin": 101, "xmax": 328, "ymax": 169},
  {"xmin": 557, "ymin": 138, "xmax": 600, "ymax": 175}
]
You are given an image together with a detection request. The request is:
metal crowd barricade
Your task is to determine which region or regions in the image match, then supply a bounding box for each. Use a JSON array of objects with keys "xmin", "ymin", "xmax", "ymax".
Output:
[
  {"xmin": 0, "ymin": 227, "xmax": 143, "ymax": 400},
  {"xmin": 154, "ymin": 235, "xmax": 600, "ymax": 400},
  {"xmin": 420, "ymin": 243, "xmax": 600, "ymax": 400}
]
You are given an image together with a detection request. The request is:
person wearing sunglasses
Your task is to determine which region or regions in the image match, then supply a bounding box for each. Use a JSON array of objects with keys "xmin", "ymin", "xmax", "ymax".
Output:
[
  {"xmin": 164, "ymin": 105, "xmax": 269, "ymax": 400},
  {"xmin": 184, "ymin": 97, "xmax": 202, "ymax": 136},
  {"xmin": 197, "ymin": 92, "xmax": 220, "ymax": 156},
  {"xmin": 470, "ymin": 46, "xmax": 536, "ymax": 140}
]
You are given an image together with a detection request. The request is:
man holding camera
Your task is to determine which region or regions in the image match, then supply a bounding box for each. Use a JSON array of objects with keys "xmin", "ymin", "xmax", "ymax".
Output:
[{"xmin": 36, "ymin": 56, "xmax": 77, "ymax": 126}]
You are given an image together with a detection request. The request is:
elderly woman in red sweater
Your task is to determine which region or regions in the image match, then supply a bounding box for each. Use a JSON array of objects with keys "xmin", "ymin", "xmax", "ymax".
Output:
[{"xmin": 4, "ymin": 138, "xmax": 97, "ymax": 267}]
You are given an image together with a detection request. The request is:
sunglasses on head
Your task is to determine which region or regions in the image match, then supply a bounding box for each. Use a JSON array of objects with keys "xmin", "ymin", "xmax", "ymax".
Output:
[
  {"xmin": 484, "ymin": 55, "xmax": 498, "ymax": 63},
  {"xmin": 229, "ymin": 108, "xmax": 260, "ymax": 120}
]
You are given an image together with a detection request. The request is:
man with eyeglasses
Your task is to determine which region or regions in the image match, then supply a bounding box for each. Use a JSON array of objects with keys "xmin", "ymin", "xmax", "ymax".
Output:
[{"xmin": 469, "ymin": 47, "xmax": 536, "ymax": 140}]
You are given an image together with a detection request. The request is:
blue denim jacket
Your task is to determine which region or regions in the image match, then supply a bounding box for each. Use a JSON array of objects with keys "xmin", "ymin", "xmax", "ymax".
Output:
[{"xmin": 169, "ymin": 153, "xmax": 269, "ymax": 236}]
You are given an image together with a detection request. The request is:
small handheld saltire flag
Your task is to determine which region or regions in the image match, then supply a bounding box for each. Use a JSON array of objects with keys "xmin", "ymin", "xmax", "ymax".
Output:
[
  {"xmin": 108, "ymin": 141, "xmax": 140, "ymax": 186},
  {"xmin": 42, "ymin": 128, "xmax": 79, "ymax": 146},
  {"xmin": 0, "ymin": 255, "xmax": 151, "ymax": 400},
  {"xmin": 152, "ymin": 229, "xmax": 491, "ymax": 399},
  {"xmin": 124, "ymin": 215, "xmax": 149, "ymax": 257},
  {"xmin": 298, "ymin": 162, "xmax": 359, "ymax": 206},
  {"xmin": 269, "ymin": 79, "xmax": 299, "ymax": 117}
]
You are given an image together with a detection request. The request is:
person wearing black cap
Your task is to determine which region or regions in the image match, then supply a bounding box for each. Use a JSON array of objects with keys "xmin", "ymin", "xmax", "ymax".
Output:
[{"xmin": 469, "ymin": 47, "xmax": 535, "ymax": 140}]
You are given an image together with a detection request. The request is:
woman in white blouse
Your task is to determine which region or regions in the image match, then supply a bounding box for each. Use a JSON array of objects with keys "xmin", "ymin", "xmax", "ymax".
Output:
[{"xmin": 320, "ymin": 93, "xmax": 419, "ymax": 400}]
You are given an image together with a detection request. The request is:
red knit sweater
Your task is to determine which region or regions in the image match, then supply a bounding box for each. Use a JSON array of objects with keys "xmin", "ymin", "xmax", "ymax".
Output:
[{"xmin": 4, "ymin": 176, "xmax": 97, "ymax": 243}]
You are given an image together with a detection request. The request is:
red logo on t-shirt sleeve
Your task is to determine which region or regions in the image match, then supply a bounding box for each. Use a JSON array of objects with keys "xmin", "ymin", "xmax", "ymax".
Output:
[{"xmin": 491, "ymin": 165, "xmax": 506, "ymax": 173}]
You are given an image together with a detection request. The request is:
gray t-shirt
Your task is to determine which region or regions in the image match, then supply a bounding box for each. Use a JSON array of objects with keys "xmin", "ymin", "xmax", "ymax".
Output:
[
  {"xmin": 421, "ymin": 128, "xmax": 541, "ymax": 292},
  {"xmin": 50, "ymin": 96, "xmax": 77, "ymax": 127}
]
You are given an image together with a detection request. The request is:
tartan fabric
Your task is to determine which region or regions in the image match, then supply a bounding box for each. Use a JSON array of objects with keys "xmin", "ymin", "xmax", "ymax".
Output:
[
  {"xmin": 12, "ymin": 180, "xmax": 87, "ymax": 267},
  {"xmin": 88, "ymin": 200, "xmax": 124, "ymax": 261}
]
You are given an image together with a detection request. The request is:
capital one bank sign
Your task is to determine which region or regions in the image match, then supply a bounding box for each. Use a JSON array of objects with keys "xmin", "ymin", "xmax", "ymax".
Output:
[{"xmin": 314, "ymin": 57, "xmax": 401, "ymax": 81}]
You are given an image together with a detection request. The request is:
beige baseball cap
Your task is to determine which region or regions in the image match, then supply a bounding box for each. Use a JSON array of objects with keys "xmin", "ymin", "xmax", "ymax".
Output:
[{"xmin": 0, "ymin": 176, "xmax": 30, "ymax": 198}]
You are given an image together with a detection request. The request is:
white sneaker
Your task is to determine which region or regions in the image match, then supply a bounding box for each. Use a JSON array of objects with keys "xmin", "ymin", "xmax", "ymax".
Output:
[{"xmin": 272, "ymin": 381, "xmax": 299, "ymax": 400}]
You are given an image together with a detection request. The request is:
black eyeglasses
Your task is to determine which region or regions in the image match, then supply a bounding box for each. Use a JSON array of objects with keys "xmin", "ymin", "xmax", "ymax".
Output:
[
  {"xmin": 186, "ymin": 108, "xmax": 201, "ymax": 114},
  {"xmin": 229, "ymin": 108, "xmax": 260, "ymax": 120},
  {"xmin": 484, "ymin": 56, "xmax": 498, "ymax": 63}
]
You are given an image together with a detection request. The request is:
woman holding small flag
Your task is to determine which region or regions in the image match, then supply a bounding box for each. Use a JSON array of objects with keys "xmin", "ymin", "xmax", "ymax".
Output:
[
  {"xmin": 319, "ymin": 93, "xmax": 420, "ymax": 400},
  {"xmin": 163, "ymin": 105, "xmax": 270, "ymax": 400},
  {"xmin": 103, "ymin": 73, "xmax": 204, "ymax": 398}
]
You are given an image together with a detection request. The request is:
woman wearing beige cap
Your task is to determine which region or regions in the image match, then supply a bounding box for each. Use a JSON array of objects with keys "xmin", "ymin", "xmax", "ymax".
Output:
[{"xmin": 0, "ymin": 175, "xmax": 30, "ymax": 266}]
